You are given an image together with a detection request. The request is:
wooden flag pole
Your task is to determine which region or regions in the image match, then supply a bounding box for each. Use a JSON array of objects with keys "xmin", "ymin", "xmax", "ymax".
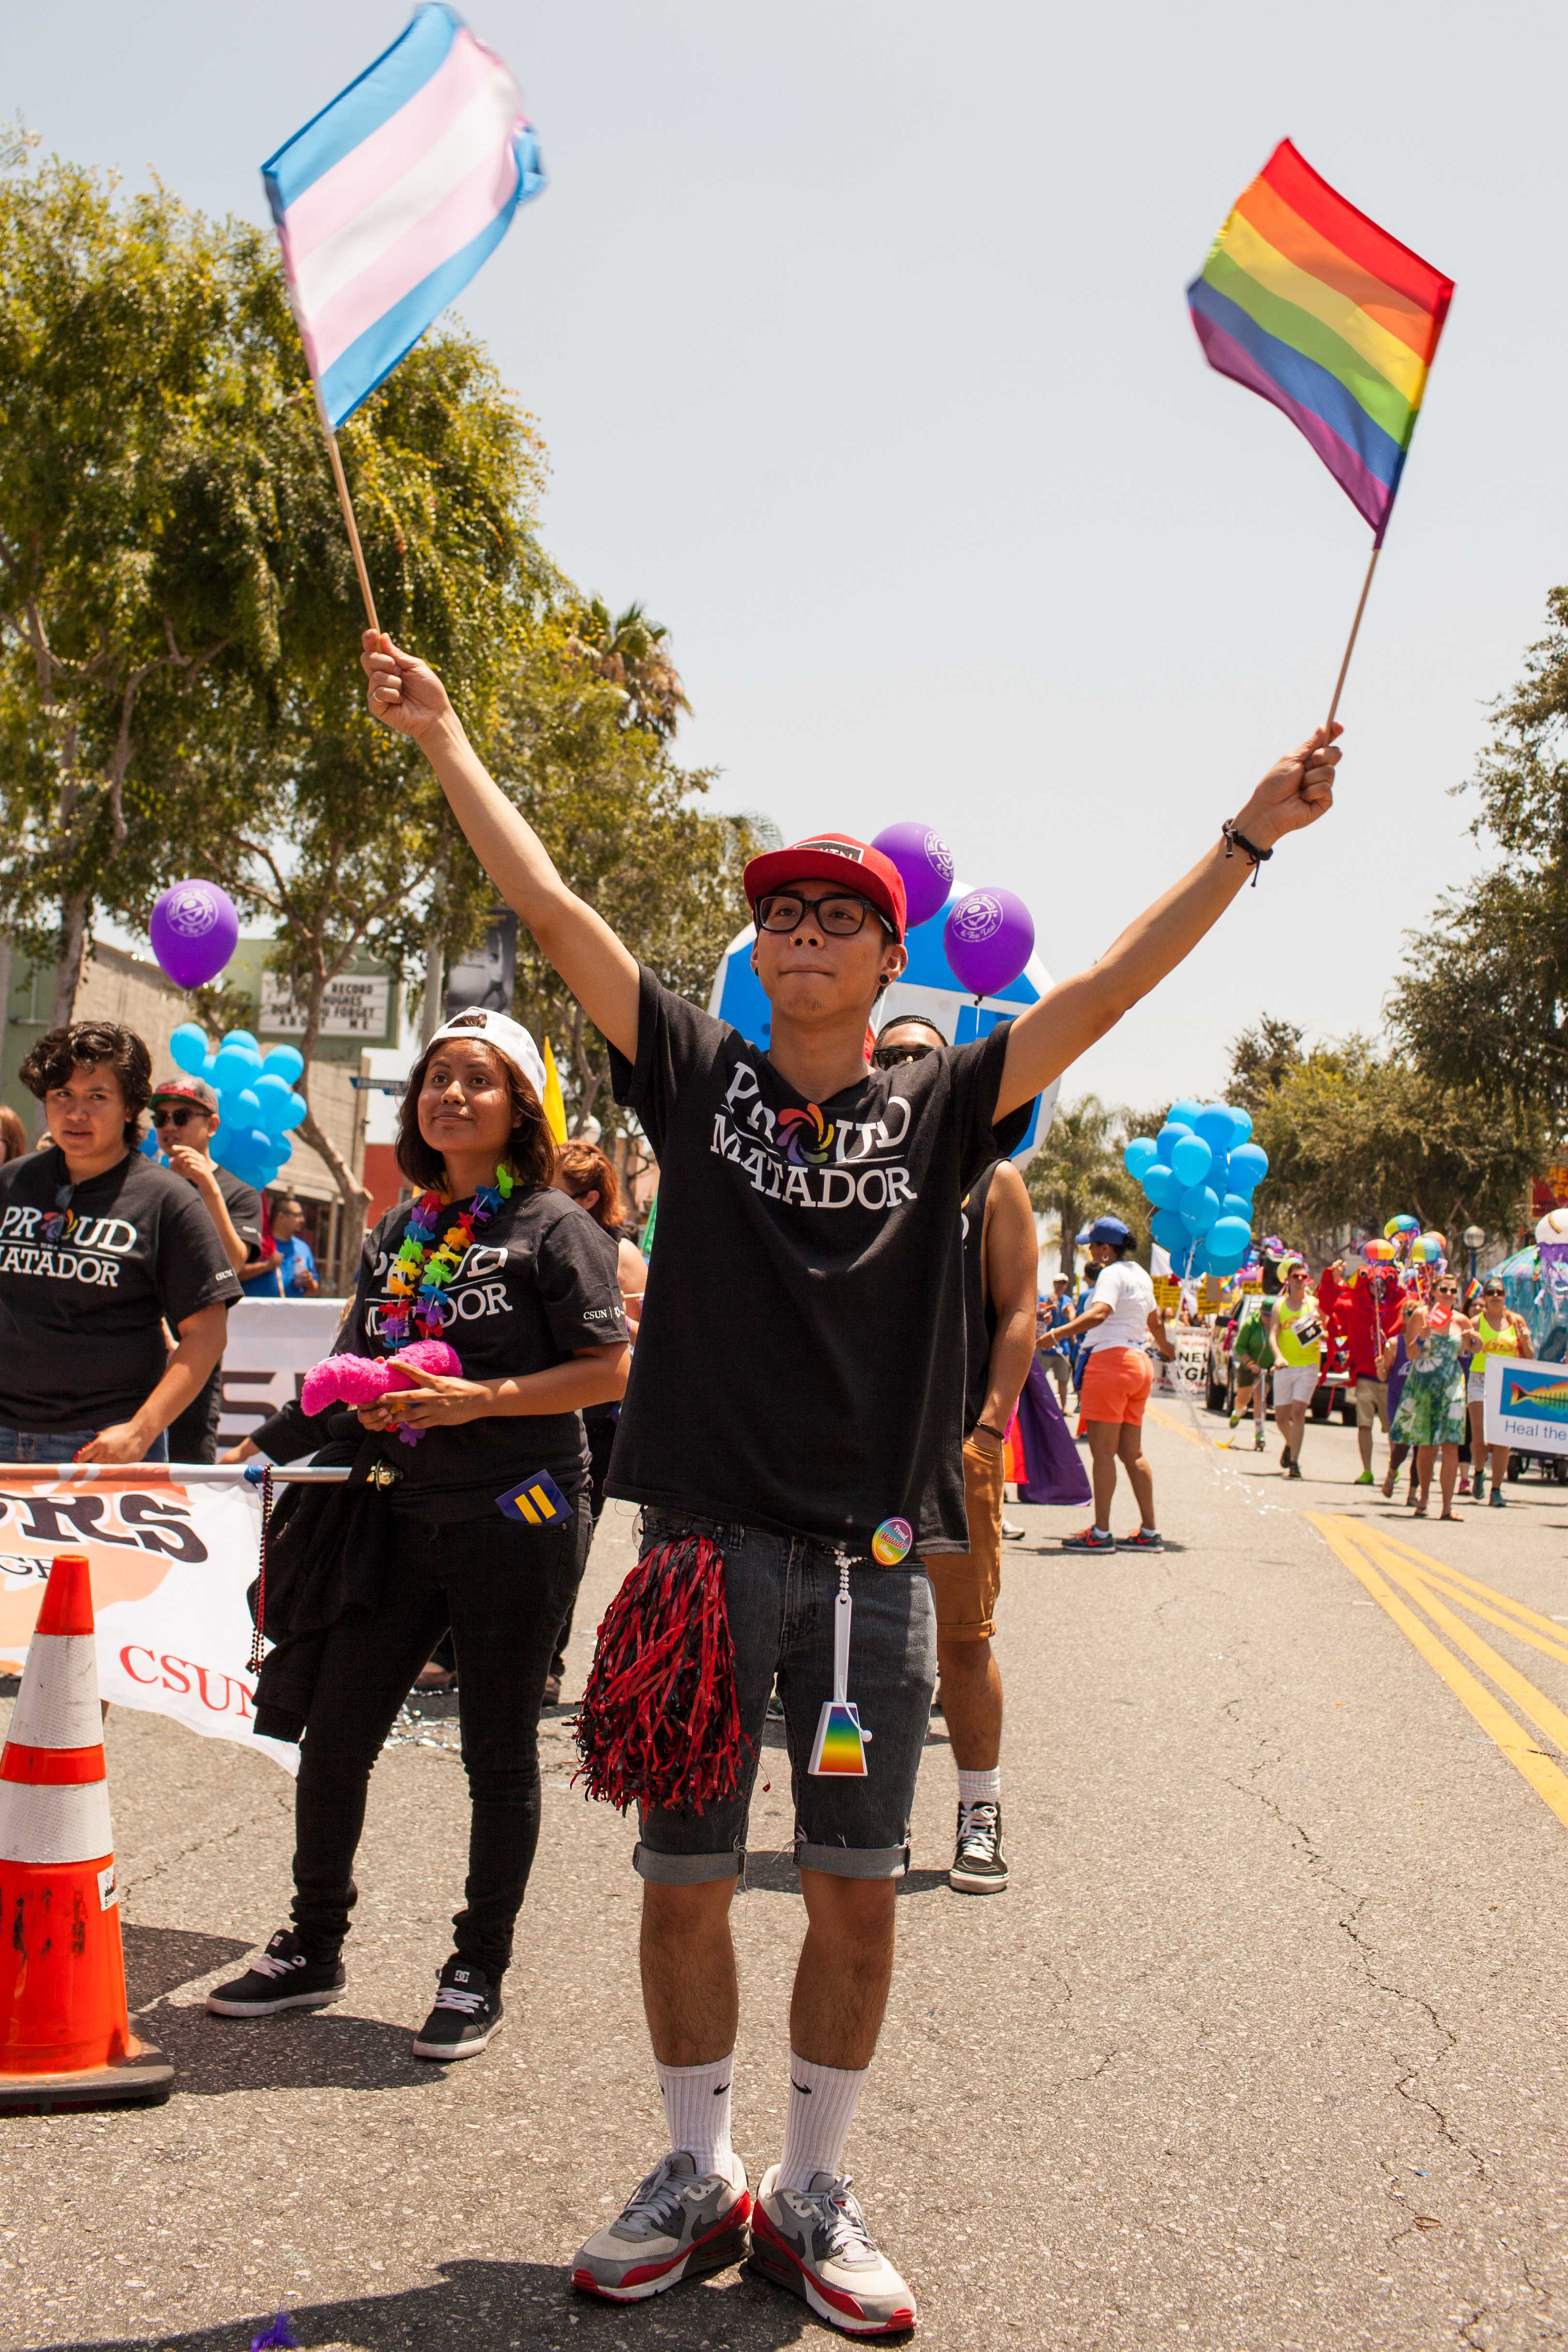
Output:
[
  {"xmin": 308, "ymin": 384, "xmax": 380, "ymax": 635},
  {"xmin": 1325, "ymin": 542, "xmax": 1382, "ymax": 730}
]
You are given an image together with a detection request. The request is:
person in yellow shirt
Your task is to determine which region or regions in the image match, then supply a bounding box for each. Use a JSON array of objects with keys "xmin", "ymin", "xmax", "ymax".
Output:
[
  {"xmin": 1465, "ymin": 1276, "xmax": 1532, "ymax": 1506},
  {"xmin": 1267, "ymin": 1257, "xmax": 1323, "ymax": 1481}
]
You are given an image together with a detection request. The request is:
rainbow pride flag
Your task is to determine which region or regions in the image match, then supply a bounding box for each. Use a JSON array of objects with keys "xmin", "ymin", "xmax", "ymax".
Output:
[
  {"xmin": 1187, "ymin": 141, "xmax": 1452, "ymax": 545},
  {"xmin": 262, "ymin": 4, "xmax": 544, "ymax": 430}
]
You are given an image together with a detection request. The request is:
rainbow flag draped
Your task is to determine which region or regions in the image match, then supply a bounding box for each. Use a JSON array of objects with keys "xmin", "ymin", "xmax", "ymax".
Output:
[
  {"xmin": 1187, "ymin": 141, "xmax": 1452, "ymax": 546},
  {"xmin": 262, "ymin": 3, "xmax": 544, "ymax": 431}
]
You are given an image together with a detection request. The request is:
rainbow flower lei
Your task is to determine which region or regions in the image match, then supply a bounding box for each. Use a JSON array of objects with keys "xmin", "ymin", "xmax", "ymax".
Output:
[{"xmin": 381, "ymin": 1165, "xmax": 515, "ymax": 1352}]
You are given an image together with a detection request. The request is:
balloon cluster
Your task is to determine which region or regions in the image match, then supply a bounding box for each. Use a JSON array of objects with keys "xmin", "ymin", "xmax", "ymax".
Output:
[
  {"xmin": 153, "ymin": 1023, "xmax": 307, "ymax": 1190},
  {"xmin": 870, "ymin": 824, "xmax": 1035, "ymax": 998},
  {"xmin": 1123, "ymin": 1100, "xmax": 1268, "ymax": 1281},
  {"xmin": 1366, "ymin": 1214, "xmax": 1446, "ymax": 1292}
]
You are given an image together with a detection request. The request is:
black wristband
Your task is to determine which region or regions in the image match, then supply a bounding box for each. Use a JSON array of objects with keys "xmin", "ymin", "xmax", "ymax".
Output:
[
  {"xmin": 974, "ymin": 1421, "xmax": 1008, "ymax": 1445},
  {"xmin": 1221, "ymin": 818, "xmax": 1273, "ymax": 885}
]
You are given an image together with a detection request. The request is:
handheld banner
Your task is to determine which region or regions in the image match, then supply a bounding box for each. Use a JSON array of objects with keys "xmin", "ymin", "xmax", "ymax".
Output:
[{"xmin": 1483, "ymin": 1357, "xmax": 1568, "ymax": 1458}]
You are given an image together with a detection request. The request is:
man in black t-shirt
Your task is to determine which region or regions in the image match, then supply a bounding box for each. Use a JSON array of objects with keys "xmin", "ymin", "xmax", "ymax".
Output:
[
  {"xmin": 361, "ymin": 629, "xmax": 1342, "ymax": 2331},
  {"xmin": 149, "ymin": 1077, "xmax": 264, "ymax": 1464}
]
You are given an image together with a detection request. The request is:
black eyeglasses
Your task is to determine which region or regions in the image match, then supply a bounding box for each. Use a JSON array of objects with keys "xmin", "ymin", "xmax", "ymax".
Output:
[
  {"xmin": 871, "ymin": 1041, "xmax": 938, "ymax": 1070},
  {"xmin": 755, "ymin": 890, "xmax": 887, "ymax": 938},
  {"xmin": 151, "ymin": 1107, "xmax": 203, "ymax": 1129}
]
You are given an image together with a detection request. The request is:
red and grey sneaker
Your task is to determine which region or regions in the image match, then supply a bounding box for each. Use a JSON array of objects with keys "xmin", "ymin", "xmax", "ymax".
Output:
[
  {"xmin": 750, "ymin": 2168, "xmax": 916, "ymax": 2336},
  {"xmin": 1117, "ymin": 1528, "xmax": 1165, "ymax": 1550},
  {"xmin": 1061, "ymin": 1526, "xmax": 1116, "ymax": 1551},
  {"xmin": 572, "ymin": 2151, "xmax": 750, "ymax": 2303}
]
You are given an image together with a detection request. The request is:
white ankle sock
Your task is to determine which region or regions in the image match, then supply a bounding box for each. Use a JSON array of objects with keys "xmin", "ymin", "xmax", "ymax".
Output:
[
  {"xmin": 956, "ymin": 1765, "xmax": 1000, "ymax": 1807},
  {"xmin": 655, "ymin": 2052, "xmax": 734, "ymax": 2176},
  {"xmin": 777, "ymin": 2051, "xmax": 867, "ymax": 2192}
]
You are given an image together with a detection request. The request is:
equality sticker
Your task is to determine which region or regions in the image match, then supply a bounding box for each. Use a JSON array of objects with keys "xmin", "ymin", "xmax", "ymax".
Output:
[{"xmin": 872, "ymin": 1516, "xmax": 912, "ymax": 1566}]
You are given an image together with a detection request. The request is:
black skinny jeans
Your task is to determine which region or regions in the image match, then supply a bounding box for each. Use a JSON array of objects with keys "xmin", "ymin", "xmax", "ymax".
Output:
[{"xmin": 290, "ymin": 1494, "xmax": 590, "ymax": 1980}]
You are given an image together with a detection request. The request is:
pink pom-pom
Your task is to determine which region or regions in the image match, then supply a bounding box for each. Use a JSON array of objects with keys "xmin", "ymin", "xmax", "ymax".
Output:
[{"xmin": 300, "ymin": 1339, "xmax": 463, "ymax": 1421}]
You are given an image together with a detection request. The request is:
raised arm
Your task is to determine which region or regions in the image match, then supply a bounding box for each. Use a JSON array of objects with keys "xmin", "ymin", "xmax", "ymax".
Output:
[
  {"xmin": 995, "ymin": 725, "xmax": 1341, "ymax": 1119},
  {"xmin": 361, "ymin": 633, "xmax": 641, "ymax": 1060}
]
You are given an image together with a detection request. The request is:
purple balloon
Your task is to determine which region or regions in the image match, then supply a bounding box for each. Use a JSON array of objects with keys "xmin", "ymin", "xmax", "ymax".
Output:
[
  {"xmin": 149, "ymin": 880, "xmax": 239, "ymax": 992},
  {"xmin": 870, "ymin": 822, "xmax": 955, "ymax": 930},
  {"xmin": 943, "ymin": 887, "xmax": 1034, "ymax": 997}
]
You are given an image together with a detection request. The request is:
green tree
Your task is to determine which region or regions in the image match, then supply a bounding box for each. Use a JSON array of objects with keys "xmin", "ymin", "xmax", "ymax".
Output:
[
  {"xmin": 1227, "ymin": 1015, "xmax": 1306, "ymax": 1115},
  {"xmin": 1025, "ymin": 1094, "xmax": 1147, "ymax": 1279},
  {"xmin": 491, "ymin": 614, "xmax": 770, "ymax": 1133},
  {"xmin": 1389, "ymin": 587, "xmax": 1568, "ymax": 1116},
  {"xmin": 563, "ymin": 597, "xmax": 691, "ymax": 738},
  {"xmin": 1245, "ymin": 1036, "xmax": 1542, "ymax": 1254}
]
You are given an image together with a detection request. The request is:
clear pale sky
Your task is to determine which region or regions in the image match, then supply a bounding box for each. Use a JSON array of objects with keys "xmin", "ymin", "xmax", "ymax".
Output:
[{"xmin": 12, "ymin": 2, "xmax": 1566, "ymax": 1111}]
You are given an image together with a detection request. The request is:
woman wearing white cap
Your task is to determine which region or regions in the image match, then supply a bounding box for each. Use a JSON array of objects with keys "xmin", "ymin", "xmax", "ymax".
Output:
[{"xmin": 209, "ymin": 1008, "xmax": 631, "ymax": 2061}]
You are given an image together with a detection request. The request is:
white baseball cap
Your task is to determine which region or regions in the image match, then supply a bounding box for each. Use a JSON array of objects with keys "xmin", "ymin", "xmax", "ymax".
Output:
[{"xmin": 426, "ymin": 1008, "xmax": 547, "ymax": 1106}]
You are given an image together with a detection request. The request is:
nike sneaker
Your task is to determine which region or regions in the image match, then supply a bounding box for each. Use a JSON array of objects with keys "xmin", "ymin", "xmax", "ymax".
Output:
[
  {"xmin": 750, "ymin": 2167, "xmax": 916, "ymax": 2336},
  {"xmin": 572, "ymin": 2152, "xmax": 751, "ymax": 2303}
]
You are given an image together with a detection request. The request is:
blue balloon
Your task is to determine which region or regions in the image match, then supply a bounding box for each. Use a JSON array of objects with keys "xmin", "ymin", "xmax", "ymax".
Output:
[
  {"xmin": 1228, "ymin": 1106, "xmax": 1253, "ymax": 1148},
  {"xmin": 255, "ymin": 1074, "xmax": 294, "ymax": 1134},
  {"xmin": 1142, "ymin": 1162, "xmax": 1175, "ymax": 1209},
  {"xmin": 199, "ymin": 1053, "xmax": 221, "ymax": 1086},
  {"xmin": 1156, "ymin": 1121, "xmax": 1191, "ymax": 1163},
  {"xmin": 1179, "ymin": 1183, "xmax": 1220, "ymax": 1235},
  {"xmin": 1228, "ymin": 1142, "xmax": 1268, "ymax": 1194},
  {"xmin": 169, "ymin": 1022, "xmax": 208, "ymax": 1075},
  {"xmin": 225, "ymin": 1086, "xmax": 262, "ymax": 1128},
  {"xmin": 1170, "ymin": 1133, "xmax": 1213, "ymax": 1189},
  {"xmin": 137, "ymin": 1129, "xmax": 160, "ymax": 1158},
  {"xmin": 222, "ymin": 1030, "xmax": 260, "ymax": 1055},
  {"xmin": 213, "ymin": 1040, "xmax": 261, "ymax": 1092},
  {"xmin": 1195, "ymin": 1104, "xmax": 1235, "ymax": 1156},
  {"xmin": 1220, "ymin": 1192, "xmax": 1252, "ymax": 1223},
  {"xmin": 284, "ymin": 1090, "xmax": 307, "ymax": 1130},
  {"xmin": 1168, "ymin": 1098, "xmax": 1204, "ymax": 1129},
  {"xmin": 1124, "ymin": 1137, "xmax": 1158, "ymax": 1182},
  {"xmin": 263, "ymin": 1044, "xmax": 305, "ymax": 1086},
  {"xmin": 1208, "ymin": 1152, "xmax": 1229, "ymax": 1198},
  {"xmin": 1150, "ymin": 1207, "xmax": 1187, "ymax": 1256},
  {"xmin": 1209, "ymin": 1215, "xmax": 1251, "ymax": 1260},
  {"xmin": 271, "ymin": 1134, "xmax": 293, "ymax": 1167}
]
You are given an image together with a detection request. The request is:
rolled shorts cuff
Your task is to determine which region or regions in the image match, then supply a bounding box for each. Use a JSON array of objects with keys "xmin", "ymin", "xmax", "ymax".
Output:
[
  {"xmin": 633, "ymin": 1841, "xmax": 743, "ymax": 1886},
  {"xmin": 796, "ymin": 1840, "xmax": 910, "ymax": 1881}
]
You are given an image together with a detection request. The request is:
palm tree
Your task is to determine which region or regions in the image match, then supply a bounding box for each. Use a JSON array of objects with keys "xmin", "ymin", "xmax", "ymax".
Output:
[
  {"xmin": 1025, "ymin": 1094, "xmax": 1146, "ymax": 1282},
  {"xmin": 563, "ymin": 598, "xmax": 692, "ymax": 739}
]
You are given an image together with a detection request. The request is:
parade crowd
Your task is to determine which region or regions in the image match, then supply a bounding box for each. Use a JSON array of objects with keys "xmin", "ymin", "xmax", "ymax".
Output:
[{"xmin": 0, "ymin": 640, "xmax": 1342, "ymax": 2336}]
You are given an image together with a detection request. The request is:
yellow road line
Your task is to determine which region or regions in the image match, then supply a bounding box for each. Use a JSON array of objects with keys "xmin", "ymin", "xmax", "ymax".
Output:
[
  {"xmin": 1356, "ymin": 1528, "xmax": 1568, "ymax": 1755},
  {"xmin": 1307, "ymin": 1514, "xmax": 1568, "ymax": 1832},
  {"xmin": 1376, "ymin": 1558, "xmax": 1568, "ymax": 1673},
  {"xmin": 1370, "ymin": 1529, "xmax": 1568, "ymax": 1643},
  {"xmin": 1145, "ymin": 1402, "xmax": 1207, "ymax": 1450}
]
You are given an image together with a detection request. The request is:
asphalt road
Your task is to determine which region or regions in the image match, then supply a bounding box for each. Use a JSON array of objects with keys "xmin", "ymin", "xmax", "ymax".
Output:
[{"xmin": 9, "ymin": 1400, "xmax": 1568, "ymax": 2352}]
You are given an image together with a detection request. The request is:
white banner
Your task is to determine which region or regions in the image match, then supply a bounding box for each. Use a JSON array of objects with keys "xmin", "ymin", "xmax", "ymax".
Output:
[
  {"xmin": 0, "ymin": 1467, "xmax": 296, "ymax": 1775},
  {"xmin": 216, "ymin": 1296, "xmax": 347, "ymax": 1447},
  {"xmin": 1483, "ymin": 1355, "xmax": 1568, "ymax": 1456},
  {"xmin": 1157, "ymin": 1331, "xmax": 1209, "ymax": 1399}
]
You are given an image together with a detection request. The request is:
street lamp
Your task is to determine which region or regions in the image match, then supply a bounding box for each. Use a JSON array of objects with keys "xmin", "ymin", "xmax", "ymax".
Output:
[{"xmin": 1463, "ymin": 1224, "xmax": 1486, "ymax": 1284}]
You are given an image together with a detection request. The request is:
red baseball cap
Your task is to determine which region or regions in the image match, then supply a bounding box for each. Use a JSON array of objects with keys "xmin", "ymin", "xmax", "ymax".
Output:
[{"xmin": 742, "ymin": 833, "xmax": 907, "ymax": 942}]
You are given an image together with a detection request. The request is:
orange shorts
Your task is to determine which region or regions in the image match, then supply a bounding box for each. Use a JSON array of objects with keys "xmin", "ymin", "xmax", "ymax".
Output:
[{"xmin": 1079, "ymin": 1346, "xmax": 1154, "ymax": 1426}]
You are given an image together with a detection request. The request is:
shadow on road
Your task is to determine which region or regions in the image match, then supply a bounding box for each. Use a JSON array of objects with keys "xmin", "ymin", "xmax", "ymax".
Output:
[
  {"xmin": 129, "ymin": 1998, "xmax": 445, "ymax": 2098},
  {"xmin": 122, "ymin": 1925, "xmax": 251, "ymax": 2010},
  {"xmin": 18, "ymin": 2255, "xmax": 857, "ymax": 2351}
]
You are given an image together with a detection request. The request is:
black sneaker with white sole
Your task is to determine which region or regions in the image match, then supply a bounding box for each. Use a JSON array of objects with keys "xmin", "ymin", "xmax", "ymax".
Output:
[
  {"xmin": 411, "ymin": 1956, "xmax": 503, "ymax": 2061},
  {"xmin": 206, "ymin": 1928, "xmax": 345, "ymax": 2018},
  {"xmin": 948, "ymin": 1799, "xmax": 1008, "ymax": 1892}
]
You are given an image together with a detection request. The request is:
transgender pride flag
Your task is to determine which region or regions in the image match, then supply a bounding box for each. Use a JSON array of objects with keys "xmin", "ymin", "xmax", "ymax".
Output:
[{"xmin": 262, "ymin": 4, "xmax": 545, "ymax": 430}]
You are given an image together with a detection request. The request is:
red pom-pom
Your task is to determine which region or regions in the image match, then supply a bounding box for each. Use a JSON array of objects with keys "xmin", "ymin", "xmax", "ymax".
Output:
[{"xmin": 574, "ymin": 1533, "xmax": 749, "ymax": 1814}]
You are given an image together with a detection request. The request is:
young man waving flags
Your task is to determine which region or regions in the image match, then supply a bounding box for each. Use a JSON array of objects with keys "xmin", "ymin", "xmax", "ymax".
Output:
[{"xmin": 362, "ymin": 629, "xmax": 1338, "ymax": 2334}]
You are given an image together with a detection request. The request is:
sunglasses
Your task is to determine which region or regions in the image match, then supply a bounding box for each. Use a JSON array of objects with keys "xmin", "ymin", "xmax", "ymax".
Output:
[
  {"xmin": 151, "ymin": 1106, "xmax": 206, "ymax": 1129},
  {"xmin": 755, "ymin": 890, "xmax": 888, "ymax": 938},
  {"xmin": 871, "ymin": 1041, "xmax": 938, "ymax": 1070}
]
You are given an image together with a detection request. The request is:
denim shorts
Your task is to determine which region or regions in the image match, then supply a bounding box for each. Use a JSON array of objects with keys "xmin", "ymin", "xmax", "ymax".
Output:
[
  {"xmin": 633, "ymin": 1509, "xmax": 936, "ymax": 1885},
  {"xmin": 0, "ymin": 1425, "xmax": 169, "ymax": 1464}
]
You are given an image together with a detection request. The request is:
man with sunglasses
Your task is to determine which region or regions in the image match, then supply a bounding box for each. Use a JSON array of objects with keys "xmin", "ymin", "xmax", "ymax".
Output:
[
  {"xmin": 150, "ymin": 1077, "xmax": 265, "ymax": 1463},
  {"xmin": 361, "ymin": 622, "xmax": 1341, "ymax": 2333}
]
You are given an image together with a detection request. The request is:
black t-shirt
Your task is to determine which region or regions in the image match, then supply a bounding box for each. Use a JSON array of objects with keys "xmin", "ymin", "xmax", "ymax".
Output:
[
  {"xmin": 0, "ymin": 1146, "xmax": 242, "ymax": 1430},
  {"xmin": 607, "ymin": 967, "xmax": 1032, "ymax": 1553},
  {"xmin": 211, "ymin": 1166, "xmax": 263, "ymax": 1271},
  {"xmin": 303, "ymin": 1184, "xmax": 628, "ymax": 1520}
]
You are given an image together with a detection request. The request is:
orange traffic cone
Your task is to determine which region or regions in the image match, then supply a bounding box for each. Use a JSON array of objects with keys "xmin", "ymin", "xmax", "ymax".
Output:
[{"xmin": 0, "ymin": 1552, "xmax": 171, "ymax": 2110}]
